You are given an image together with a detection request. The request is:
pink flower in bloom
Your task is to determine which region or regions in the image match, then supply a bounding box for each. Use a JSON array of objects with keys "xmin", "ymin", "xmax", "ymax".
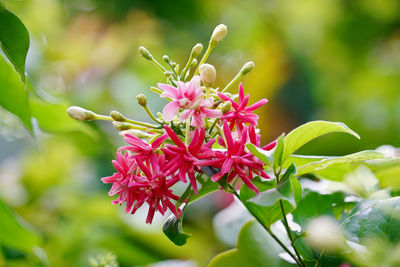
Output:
[
  {"xmin": 158, "ymin": 76, "xmax": 221, "ymax": 127},
  {"xmin": 102, "ymin": 152, "xmax": 181, "ymax": 224},
  {"xmin": 217, "ymin": 83, "xmax": 268, "ymax": 130},
  {"xmin": 162, "ymin": 126, "xmax": 214, "ymax": 194},
  {"xmin": 118, "ymin": 133, "xmax": 168, "ymax": 164},
  {"xmin": 196, "ymin": 121, "xmax": 270, "ymax": 193}
]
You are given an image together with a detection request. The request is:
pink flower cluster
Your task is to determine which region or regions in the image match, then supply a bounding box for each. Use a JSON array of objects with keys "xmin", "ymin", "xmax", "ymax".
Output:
[{"xmin": 102, "ymin": 77, "xmax": 275, "ymax": 223}]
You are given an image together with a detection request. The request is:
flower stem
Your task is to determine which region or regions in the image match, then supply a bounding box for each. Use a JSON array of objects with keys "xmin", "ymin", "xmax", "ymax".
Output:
[
  {"xmin": 194, "ymin": 44, "xmax": 214, "ymax": 76},
  {"xmin": 232, "ymin": 190, "xmax": 303, "ymax": 266}
]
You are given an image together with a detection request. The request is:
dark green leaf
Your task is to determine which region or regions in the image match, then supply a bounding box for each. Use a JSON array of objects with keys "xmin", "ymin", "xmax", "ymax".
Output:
[
  {"xmin": 0, "ymin": 5, "xmax": 29, "ymax": 82},
  {"xmin": 208, "ymin": 221, "xmax": 293, "ymax": 267},
  {"xmin": 273, "ymin": 134, "xmax": 285, "ymax": 169},
  {"xmin": 0, "ymin": 198, "xmax": 41, "ymax": 252},
  {"xmin": 358, "ymin": 197, "xmax": 400, "ymax": 244},
  {"xmin": 0, "ymin": 57, "xmax": 32, "ymax": 132},
  {"xmin": 162, "ymin": 213, "xmax": 191, "ymax": 246},
  {"xmin": 282, "ymin": 121, "xmax": 360, "ymax": 164},
  {"xmin": 188, "ymin": 177, "xmax": 219, "ymax": 204},
  {"xmin": 248, "ymin": 164, "xmax": 300, "ymax": 210}
]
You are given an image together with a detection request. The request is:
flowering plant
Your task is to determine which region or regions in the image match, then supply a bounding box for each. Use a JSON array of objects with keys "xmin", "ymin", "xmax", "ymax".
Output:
[{"xmin": 68, "ymin": 25, "xmax": 400, "ymax": 267}]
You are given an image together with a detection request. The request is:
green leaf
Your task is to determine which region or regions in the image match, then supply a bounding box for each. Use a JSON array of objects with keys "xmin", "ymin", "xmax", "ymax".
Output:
[
  {"xmin": 246, "ymin": 143, "xmax": 271, "ymax": 165},
  {"xmin": 366, "ymin": 158, "xmax": 400, "ymax": 188},
  {"xmin": 0, "ymin": 198, "xmax": 41, "ymax": 252},
  {"xmin": 273, "ymin": 134, "xmax": 285, "ymax": 169},
  {"xmin": 292, "ymin": 190, "xmax": 347, "ymax": 227},
  {"xmin": 240, "ymin": 177, "xmax": 288, "ymax": 226},
  {"xmin": 248, "ymin": 164, "xmax": 300, "ymax": 210},
  {"xmin": 282, "ymin": 155, "xmax": 330, "ymax": 169},
  {"xmin": 358, "ymin": 197, "xmax": 400, "ymax": 244},
  {"xmin": 296, "ymin": 150, "xmax": 385, "ymax": 181},
  {"xmin": 208, "ymin": 221, "xmax": 292, "ymax": 267},
  {"xmin": 282, "ymin": 121, "xmax": 360, "ymax": 164},
  {"xmin": 188, "ymin": 177, "xmax": 219, "ymax": 204},
  {"xmin": 162, "ymin": 213, "xmax": 191, "ymax": 246},
  {"xmin": 29, "ymin": 96, "xmax": 97, "ymax": 139},
  {"xmin": 0, "ymin": 5, "xmax": 29, "ymax": 82},
  {"xmin": 0, "ymin": 56, "xmax": 32, "ymax": 132}
]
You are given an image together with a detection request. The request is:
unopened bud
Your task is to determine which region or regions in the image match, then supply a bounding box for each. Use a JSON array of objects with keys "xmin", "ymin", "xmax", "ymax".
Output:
[
  {"xmin": 113, "ymin": 121, "xmax": 132, "ymax": 131},
  {"xmin": 136, "ymin": 94, "xmax": 147, "ymax": 107},
  {"xmin": 110, "ymin": 111, "xmax": 125, "ymax": 122},
  {"xmin": 199, "ymin": 63, "xmax": 216, "ymax": 87},
  {"xmin": 191, "ymin": 43, "xmax": 203, "ymax": 58},
  {"xmin": 306, "ymin": 216, "xmax": 345, "ymax": 252},
  {"xmin": 240, "ymin": 61, "xmax": 255, "ymax": 76},
  {"xmin": 162, "ymin": 55, "xmax": 170, "ymax": 63},
  {"xmin": 189, "ymin": 58, "xmax": 198, "ymax": 69},
  {"xmin": 139, "ymin": 46, "xmax": 153, "ymax": 60},
  {"xmin": 211, "ymin": 24, "xmax": 227, "ymax": 45},
  {"xmin": 164, "ymin": 71, "xmax": 173, "ymax": 78},
  {"xmin": 66, "ymin": 106, "xmax": 95, "ymax": 121},
  {"xmin": 221, "ymin": 101, "xmax": 232, "ymax": 114},
  {"xmin": 119, "ymin": 129, "xmax": 152, "ymax": 138}
]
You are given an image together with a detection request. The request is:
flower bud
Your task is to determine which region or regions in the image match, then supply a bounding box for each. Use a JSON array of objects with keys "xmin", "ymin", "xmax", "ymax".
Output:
[
  {"xmin": 221, "ymin": 101, "xmax": 232, "ymax": 114},
  {"xmin": 119, "ymin": 129, "xmax": 152, "ymax": 138},
  {"xmin": 110, "ymin": 111, "xmax": 125, "ymax": 122},
  {"xmin": 189, "ymin": 58, "xmax": 198, "ymax": 69},
  {"xmin": 139, "ymin": 46, "xmax": 153, "ymax": 60},
  {"xmin": 66, "ymin": 106, "xmax": 95, "ymax": 121},
  {"xmin": 199, "ymin": 63, "xmax": 216, "ymax": 87},
  {"xmin": 211, "ymin": 24, "xmax": 227, "ymax": 45},
  {"xmin": 162, "ymin": 55, "xmax": 170, "ymax": 63},
  {"xmin": 164, "ymin": 71, "xmax": 173, "ymax": 78},
  {"xmin": 306, "ymin": 216, "xmax": 345, "ymax": 252},
  {"xmin": 240, "ymin": 61, "xmax": 255, "ymax": 76},
  {"xmin": 136, "ymin": 94, "xmax": 147, "ymax": 107},
  {"xmin": 113, "ymin": 121, "xmax": 132, "ymax": 131},
  {"xmin": 191, "ymin": 43, "xmax": 203, "ymax": 58}
]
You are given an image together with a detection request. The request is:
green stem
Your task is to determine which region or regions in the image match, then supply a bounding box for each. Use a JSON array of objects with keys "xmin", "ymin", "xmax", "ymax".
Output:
[
  {"xmin": 143, "ymin": 105, "xmax": 162, "ymax": 125},
  {"xmin": 123, "ymin": 118, "xmax": 160, "ymax": 129},
  {"xmin": 150, "ymin": 58, "xmax": 167, "ymax": 73},
  {"xmin": 94, "ymin": 114, "xmax": 114, "ymax": 121},
  {"xmin": 232, "ymin": 191, "xmax": 303, "ymax": 266},
  {"xmin": 279, "ymin": 200, "xmax": 306, "ymax": 267}
]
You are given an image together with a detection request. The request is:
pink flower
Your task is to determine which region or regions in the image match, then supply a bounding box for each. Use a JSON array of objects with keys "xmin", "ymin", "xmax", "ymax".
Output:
[
  {"xmin": 102, "ymin": 152, "xmax": 180, "ymax": 224},
  {"xmin": 217, "ymin": 83, "xmax": 267, "ymax": 130},
  {"xmin": 158, "ymin": 76, "xmax": 221, "ymax": 127},
  {"xmin": 196, "ymin": 121, "xmax": 270, "ymax": 193},
  {"xmin": 118, "ymin": 133, "xmax": 168, "ymax": 164},
  {"xmin": 162, "ymin": 126, "xmax": 214, "ymax": 194}
]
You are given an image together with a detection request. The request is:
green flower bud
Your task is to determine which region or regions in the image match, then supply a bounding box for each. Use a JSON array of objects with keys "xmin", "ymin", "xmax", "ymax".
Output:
[
  {"xmin": 119, "ymin": 129, "xmax": 152, "ymax": 138},
  {"xmin": 189, "ymin": 58, "xmax": 198, "ymax": 69},
  {"xmin": 240, "ymin": 61, "xmax": 255, "ymax": 76},
  {"xmin": 139, "ymin": 46, "xmax": 153, "ymax": 60},
  {"xmin": 136, "ymin": 94, "xmax": 147, "ymax": 107},
  {"xmin": 221, "ymin": 101, "xmax": 232, "ymax": 114},
  {"xmin": 162, "ymin": 55, "xmax": 170, "ymax": 63},
  {"xmin": 110, "ymin": 111, "xmax": 125, "ymax": 122},
  {"xmin": 199, "ymin": 63, "xmax": 216, "ymax": 87},
  {"xmin": 191, "ymin": 43, "xmax": 203, "ymax": 58},
  {"xmin": 164, "ymin": 71, "xmax": 173, "ymax": 78},
  {"xmin": 66, "ymin": 106, "xmax": 95, "ymax": 121},
  {"xmin": 113, "ymin": 121, "xmax": 131, "ymax": 131}
]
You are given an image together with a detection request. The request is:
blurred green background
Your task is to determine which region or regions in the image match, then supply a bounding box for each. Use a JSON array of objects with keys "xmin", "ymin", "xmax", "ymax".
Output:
[{"xmin": 1, "ymin": 0, "xmax": 400, "ymax": 266}]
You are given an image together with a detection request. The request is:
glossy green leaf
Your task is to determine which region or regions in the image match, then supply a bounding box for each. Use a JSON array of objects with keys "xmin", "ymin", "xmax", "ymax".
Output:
[
  {"xmin": 246, "ymin": 143, "xmax": 271, "ymax": 165},
  {"xmin": 0, "ymin": 5, "xmax": 29, "ymax": 82},
  {"xmin": 358, "ymin": 197, "xmax": 400, "ymax": 243},
  {"xmin": 366, "ymin": 158, "xmax": 400, "ymax": 188},
  {"xmin": 296, "ymin": 150, "xmax": 385, "ymax": 181},
  {"xmin": 208, "ymin": 221, "xmax": 292, "ymax": 267},
  {"xmin": 0, "ymin": 56, "xmax": 32, "ymax": 132},
  {"xmin": 248, "ymin": 164, "xmax": 300, "ymax": 210},
  {"xmin": 29, "ymin": 96, "xmax": 97, "ymax": 139},
  {"xmin": 273, "ymin": 134, "xmax": 285, "ymax": 169},
  {"xmin": 162, "ymin": 213, "xmax": 191, "ymax": 246},
  {"xmin": 282, "ymin": 155, "xmax": 330, "ymax": 169},
  {"xmin": 0, "ymin": 198, "xmax": 41, "ymax": 252},
  {"xmin": 282, "ymin": 121, "xmax": 360, "ymax": 164},
  {"xmin": 188, "ymin": 176, "xmax": 219, "ymax": 204}
]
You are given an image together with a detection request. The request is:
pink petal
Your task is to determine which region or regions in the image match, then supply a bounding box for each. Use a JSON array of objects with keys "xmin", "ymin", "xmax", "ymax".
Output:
[{"xmin": 162, "ymin": 101, "xmax": 180, "ymax": 121}]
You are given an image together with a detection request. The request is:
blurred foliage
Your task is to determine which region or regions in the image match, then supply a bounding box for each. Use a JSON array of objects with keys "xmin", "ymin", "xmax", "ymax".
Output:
[{"xmin": 1, "ymin": 0, "xmax": 400, "ymax": 266}]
